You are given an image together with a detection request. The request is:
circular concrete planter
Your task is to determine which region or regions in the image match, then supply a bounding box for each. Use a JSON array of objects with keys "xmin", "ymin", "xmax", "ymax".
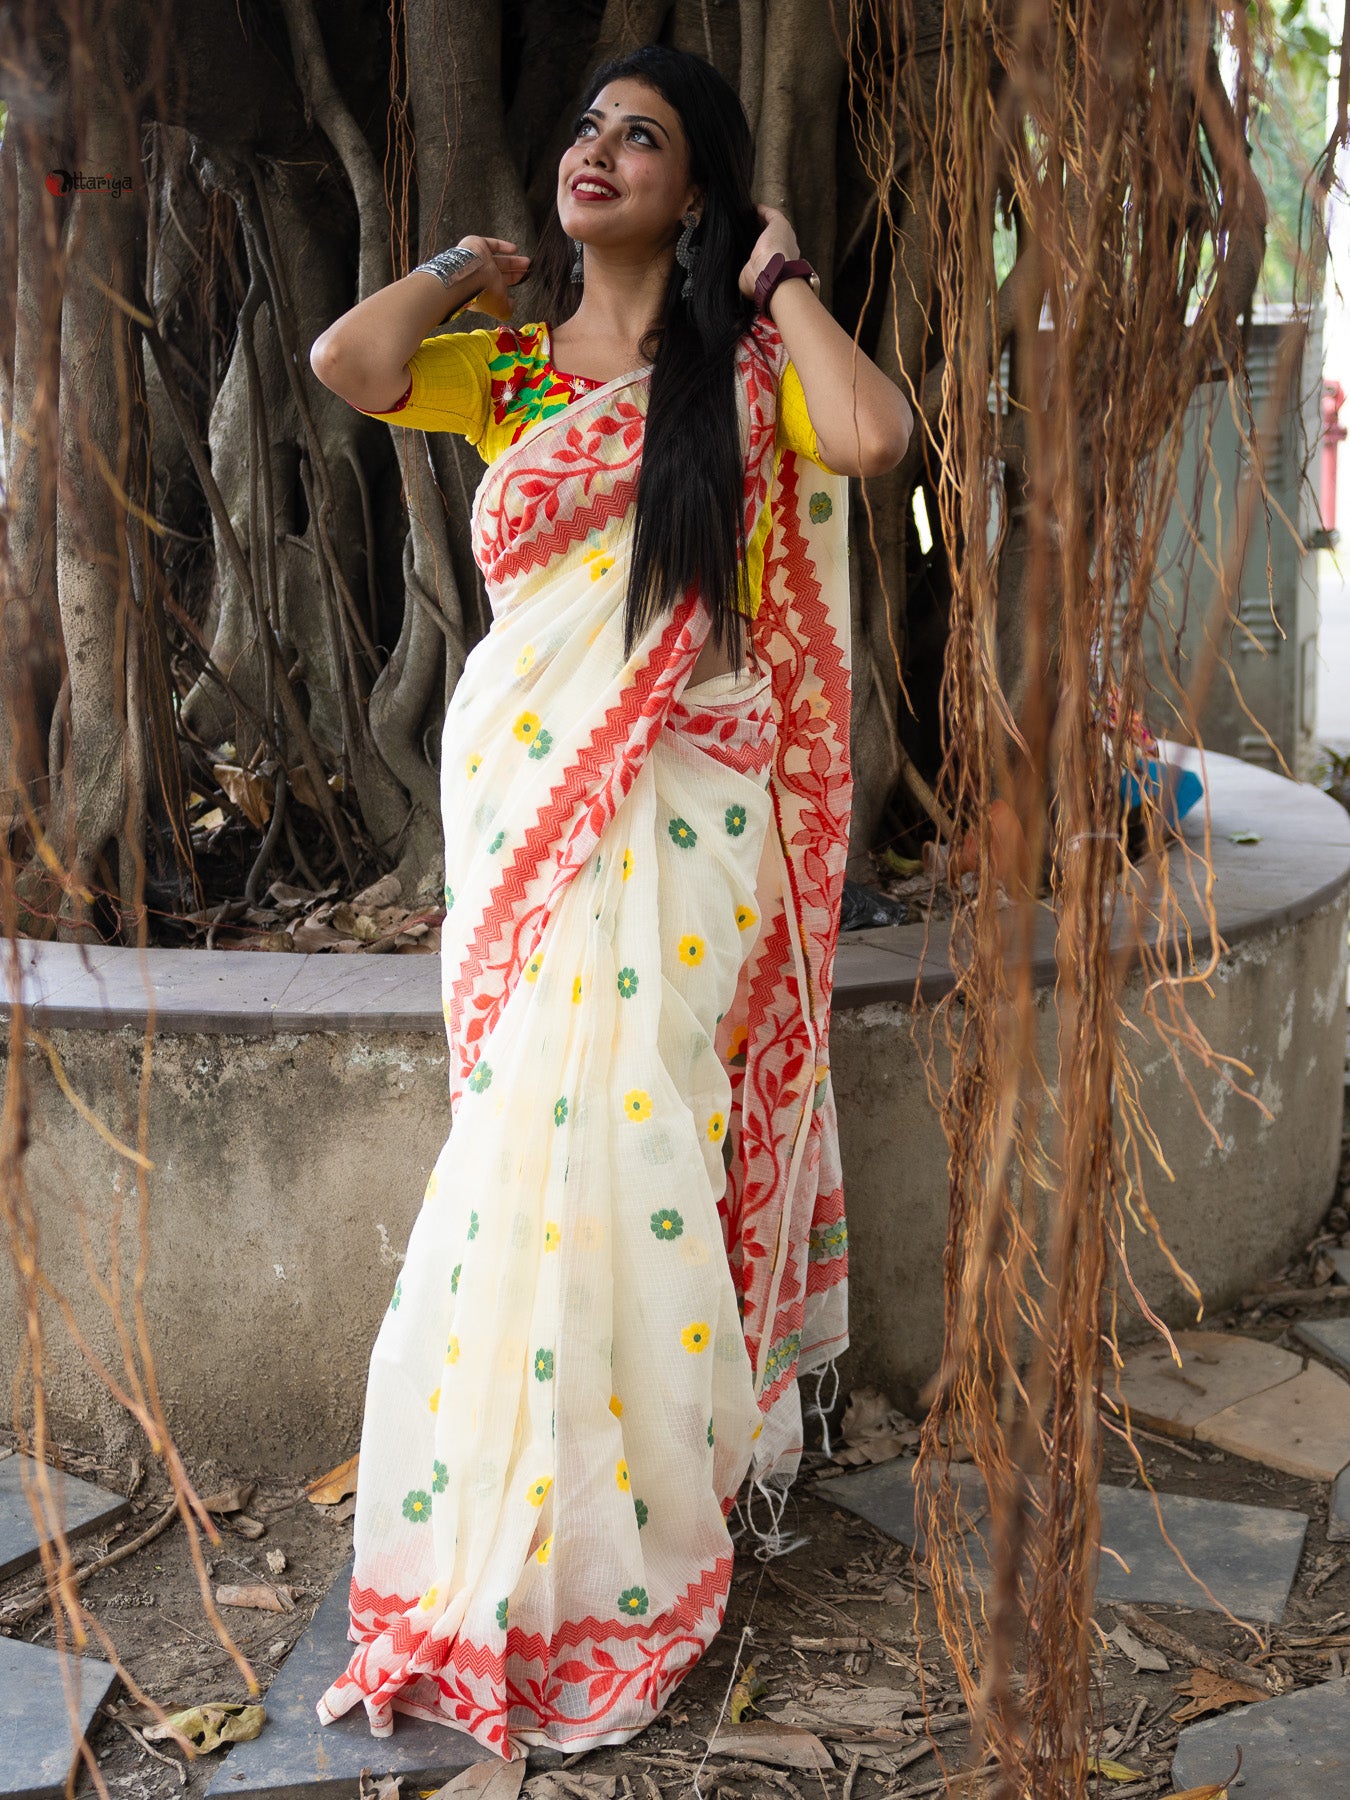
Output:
[{"xmin": 3, "ymin": 749, "xmax": 1347, "ymax": 1472}]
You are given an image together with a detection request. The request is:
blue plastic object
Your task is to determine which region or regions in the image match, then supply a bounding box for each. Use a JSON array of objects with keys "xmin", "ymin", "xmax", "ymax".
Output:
[{"xmin": 1121, "ymin": 758, "xmax": 1204, "ymax": 828}]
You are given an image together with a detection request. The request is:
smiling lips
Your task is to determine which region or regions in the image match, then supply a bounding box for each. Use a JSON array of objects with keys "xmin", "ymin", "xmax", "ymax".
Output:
[{"xmin": 572, "ymin": 177, "xmax": 619, "ymax": 201}]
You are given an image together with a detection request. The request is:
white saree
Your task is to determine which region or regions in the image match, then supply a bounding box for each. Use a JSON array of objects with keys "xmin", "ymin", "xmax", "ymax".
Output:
[{"xmin": 318, "ymin": 315, "xmax": 852, "ymax": 1756}]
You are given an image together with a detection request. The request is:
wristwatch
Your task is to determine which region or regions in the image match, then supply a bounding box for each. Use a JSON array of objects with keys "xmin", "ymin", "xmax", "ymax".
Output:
[{"xmin": 753, "ymin": 251, "xmax": 820, "ymax": 314}]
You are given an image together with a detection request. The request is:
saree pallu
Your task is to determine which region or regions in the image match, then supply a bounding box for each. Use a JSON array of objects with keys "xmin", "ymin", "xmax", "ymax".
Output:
[{"xmin": 317, "ymin": 317, "xmax": 851, "ymax": 1756}]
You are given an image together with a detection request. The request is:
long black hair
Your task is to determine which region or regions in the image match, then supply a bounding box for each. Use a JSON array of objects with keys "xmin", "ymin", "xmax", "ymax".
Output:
[{"xmin": 526, "ymin": 46, "xmax": 763, "ymax": 672}]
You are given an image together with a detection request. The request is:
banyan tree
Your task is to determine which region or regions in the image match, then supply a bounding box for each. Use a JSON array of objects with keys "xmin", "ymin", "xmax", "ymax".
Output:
[{"xmin": 3, "ymin": 1, "xmax": 1340, "ymax": 1796}]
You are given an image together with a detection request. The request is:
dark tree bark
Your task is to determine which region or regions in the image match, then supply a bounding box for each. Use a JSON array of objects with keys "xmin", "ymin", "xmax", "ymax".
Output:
[{"xmin": 0, "ymin": 0, "xmax": 1267, "ymax": 940}]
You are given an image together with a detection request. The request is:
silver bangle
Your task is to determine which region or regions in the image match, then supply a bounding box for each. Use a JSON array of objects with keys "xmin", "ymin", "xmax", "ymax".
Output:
[{"xmin": 411, "ymin": 245, "xmax": 481, "ymax": 290}]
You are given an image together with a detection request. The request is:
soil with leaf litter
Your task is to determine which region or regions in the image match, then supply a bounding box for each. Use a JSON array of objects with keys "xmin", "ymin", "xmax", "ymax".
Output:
[{"xmin": 7, "ymin": 1270, "xmax": 1350, "ymax": 1800}]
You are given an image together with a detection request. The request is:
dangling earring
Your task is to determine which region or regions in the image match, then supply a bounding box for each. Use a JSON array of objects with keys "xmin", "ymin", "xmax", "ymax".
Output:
[
  {"xmin": 675, "ymin": 209, "xmax": 700, "ymax": 299},
  {"xmin": 569, "ymin": 236, "xmax": 584, "ymax": 283}
]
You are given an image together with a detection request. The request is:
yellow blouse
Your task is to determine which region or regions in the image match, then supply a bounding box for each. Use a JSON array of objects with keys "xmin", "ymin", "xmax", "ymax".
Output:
[{"xmin": 353, "ymin": 321, "xmax": 836, "ymax": 618}]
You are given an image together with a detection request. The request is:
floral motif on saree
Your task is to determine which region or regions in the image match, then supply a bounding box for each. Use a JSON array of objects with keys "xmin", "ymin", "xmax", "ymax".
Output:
[{"xmin": 316, "ymin": 316, "xmax": 851, "ymax": 1757}]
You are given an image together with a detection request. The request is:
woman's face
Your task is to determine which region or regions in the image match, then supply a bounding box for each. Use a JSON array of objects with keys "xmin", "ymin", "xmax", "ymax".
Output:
[{"xmin": 557, "ymin": 79, "xmax": 700, "ymax": 254}]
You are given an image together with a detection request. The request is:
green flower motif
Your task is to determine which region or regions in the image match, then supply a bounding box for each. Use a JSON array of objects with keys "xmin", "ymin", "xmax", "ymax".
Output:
[
  {"xmin": 667, "ymin": 816, "xmax": 697, "ymax": 849},
  {"xmin": 724, "ymin": 804, "xmax": 747, "ymax": 837},
  {"xmin": 535, "ymin": 1347, "xmax": 555, "ymax": 1381},
  {"xmin": 707, "ymin": 1417, "xmax": 715, "ymax": 1448},
  {"xmin": 468, "ymin": 1209, "xmax": 480, "ymax": 1240},
  {"xmin": 528, "ymin": 729, "xmax": 553, "ymax": 761},
  {"xmin": 554, "ymin": 1096, "xmax": 568, "ymax": 1128},
  {"xmin": 650, "ymin": 1208, "xmax": 684, "ymax": 1242},
  {"xmin": 634, "ymin": 1497, "xmax": 649, "ymax": 1529},
  {"xmin": 496, "ymin": 1597, "xmax": 510, "ymax": 1630},
  {"xmin": 432, "ymin": 1459, "xmax": 449, "ymax": 1493},
  {"xmin": 402, "ymin": 1489, "xmax": 432, "ymax": 1524},
  {"xmin": 617, "ymin": 967, "xmax": 639, "ymax": 999},
  {"xmin": 444, "ymin": 883, "xmax": 454, "ymax": 908},
  {"xmin": 468, "ymin": 1060, "xmax": 493, "ymax": 1094},
  {"xmin": 618, "ymin": 1586, "xmax": 649, "ymax": 1618},
  {"xmin": 489, "ymin": 829, "xmax": 506, "ymax": 854},
  {"xmin": 809, "ymin": 490, "xmax": 833, "ymax": 523},
  {"xmin": 451, "ymin": 1262, "xmax": 461, "ymax": 1294},
  {"xmin": 390, "ymin": 1278, "xmax": 402, "ymax": 1311}
]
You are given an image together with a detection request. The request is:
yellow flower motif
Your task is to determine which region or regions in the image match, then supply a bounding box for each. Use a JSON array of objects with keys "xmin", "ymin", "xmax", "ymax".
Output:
[
  {"xmin": 544, "ymin": 1220, "xmax": 561, "ymax": 1253},
  {"xmin": 735, "ymin": 905, "xmax": 758, "ymax": 932},
  {"xmin": 572, "ymin": 976, "xmax": 583, "ymax": 1004},
  {"xmin": 621, "ymin": 847, "xmax": 633, "ymax": 881},
  {"xmin": 527, "ymin": 1475, "xmax": 553, "ymax": 1508},
  {"xmin": 616, "ymin": 1458, "xmax": 631, "ymax": 1491},
  {"xmin": 513, "ymin": 711, "xmax": 542, "ymax": 743},
  {"xmin": 446, "ymin": 1337, "xmax": 461, "ymax": 1365},
  {"xmin": 584, "ymin": 546, "xmax": 615, "ymax": 581},
  {"xmin": 727, "ymin": 1024, "xmax": 749, "ymax": 1060},
  {"xmin": 752, "ymin": 1421, "xmax": 764, "ymax": 1440},
  {"xmin": 514, "ymin": 643, "xmax": 536, "ymax": 676},
  {"xmin": 428, "ymin": 1387, "xmax": 441, "ymax": 1413},
  {"xmin": 706, "ymin": 1112, "xmax": 725, "ymax": 1142},
  {"xmin": 466, "ymin": 751, "xmax": 483, "ymax": 779},
  {"xmin": 681, "ymin": 1321, "xmax": 712, "ymax": 1354},
  {"xmin": 425, "ymin": 1167, "xmax": 439, "ymax": 1200},
  {"xmin": 623, "ymin": 1089, "xmax": 653, "ymax": 1123},
  {"xmin": 420, "ymin": 1585, "xmax": 439, "ymax": 1610},
  {"xmin": 677, "ymin": 934, "xmax": 706, "ymax": 967},
  {"xmin": 525, "ymin": 952, "xmax": 543, "ymax": 983},
  {"xmin": 536, "ymin": 1534, "xmax": 553, "ymax": 1565},
  {"xmin": 609, "ymin": 1394, "xmax": 624, "ymax": 1418}
]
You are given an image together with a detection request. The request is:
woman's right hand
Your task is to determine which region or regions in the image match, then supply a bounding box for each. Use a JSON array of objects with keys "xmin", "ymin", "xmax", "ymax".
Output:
[{"xmin": 456, "ymin": 236, "xmax": 531, "ymax": 321}]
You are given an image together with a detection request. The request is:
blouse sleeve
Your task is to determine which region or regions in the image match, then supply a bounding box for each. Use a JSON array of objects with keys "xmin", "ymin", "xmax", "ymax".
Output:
[
  {"xmin": 776, "ymin": 360, "xmax": 838, "ymax": 472},
  {"xmin": 351, "ymin": 327, "xmax": 494, "ymax": 442}
]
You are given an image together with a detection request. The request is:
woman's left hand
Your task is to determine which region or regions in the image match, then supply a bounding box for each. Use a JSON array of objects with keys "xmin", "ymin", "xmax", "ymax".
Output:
[{"xmin": 738, "ymin": 204, "xmax": 801, "ymax": 300}]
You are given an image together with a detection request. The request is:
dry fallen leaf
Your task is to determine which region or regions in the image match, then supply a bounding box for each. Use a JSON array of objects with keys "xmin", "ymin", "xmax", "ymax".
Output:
[
  {"xmin": 265, "ymin": 1548, "xmax": 288, "ymax": 1575},
  {"xmin": 730, "ymin": 1660, "xmax": 768, "ymax": 1722},
  {"xmin": 358, "ymin": 1776, "xmax": 402, "ymax": 1800},
  {"xmin": 213, "ymin": 763, "xmax": 272, "ymax": 830},
  {"xmin": 216, "ymin": 1582, "xmax": 295, "ymax": 1613},
  {"xmin": 1107, "ymin": 1620, "xmax": 1169, "ymax": 1672},
  {"xmin": 426, "ymin": 1761, "xmax": 526, "ymax": 1798},
  {"xmin": 307, "ymin": 1453, "xmax": 359, "ymax": 1505},
  {"xmin": 832, "ymin": 1385, "xmax": 919, "ymax": 1466},
  {"xmin": 143, "ymin": 1702, "xmax": 265, "ymax": 1753},
  {"xmin": 1089, "ymin": 1755, "xmax": 1145, "ymax": 1781},
  {"xmin": 1171, "ymin": 1667, "xmax": 1266, "ymax": 1723},
  {"xmin": 199, "ymin": 1480, "xmax": 256, "ymax": 1516},
  {"xmin": 706, "ymin": 1720, "xmax": 835, "ymax": 1771},
  {"xmin": 228, "ymin": 1514, "xmax": 267, "ymax": 1540}
]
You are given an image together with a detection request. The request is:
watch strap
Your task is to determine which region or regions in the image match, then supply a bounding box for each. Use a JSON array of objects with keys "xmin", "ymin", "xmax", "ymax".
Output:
[{"xmin": 753, "ymin": 251, "xmax": 818, "ymax": 314}]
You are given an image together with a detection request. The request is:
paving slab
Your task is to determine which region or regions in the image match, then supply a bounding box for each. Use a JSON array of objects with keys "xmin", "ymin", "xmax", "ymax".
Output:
[
  {"xmin": 1170, "ymin": 1671, "xmax": 1350, "ymax": 1796},
  {"xmin": 0, "ymin": 1455, "xmax": 131, "ymax": 1583},
  {"xmin": 0, "ymin": 1633, "xmax": 118, "ymax": 1799},
  {"xmin": 818, "ymin": 1462, "xmax": 1307, "ymax": 1620},
  {"xmin": 205, "ymin": 1556, "xmax": 490, "ymax": 1797},
  {"xmin": 1294, "ymin": 1314, "xmax": 1350, "ymax": 1379},
  {"xmin": 1095, "ymin": 1486, "xmax": 1306, "ymax": 1622},
  {"xmin": 1329, "ymin": 1465, "xmax": 1350, "ymax": 1542},
  {"xmin": 1195, "ymin": 1360, "xmax": 1350, "ymax": 1480},
  {"xmin": 1114, "ymin": 1331, "xmax": 1302, "ymax": 1439}
]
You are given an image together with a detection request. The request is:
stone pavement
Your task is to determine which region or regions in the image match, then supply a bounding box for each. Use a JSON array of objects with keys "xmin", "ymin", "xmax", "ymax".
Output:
[
  {"xmin": 1171, "ymin": 1672, "xmax": 1350, "ymax": 1796},
  {"xmin": 1117, "ymin": 1328, "xmax": 1350, "ymax": 1480},
  {"xmin": 205, "ymin": 1557, "xmax": 489, "ymax": 1797},
  {"xmin": 816, "ymin": 1458, "xmax": 1309, "ymax": 1623},
  {"xmin": 0, "ymin": 1450, "xmax": 129, "ymax": 1799}
]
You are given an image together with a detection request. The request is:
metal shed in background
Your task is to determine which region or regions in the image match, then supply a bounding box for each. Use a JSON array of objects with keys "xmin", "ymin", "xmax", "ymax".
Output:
[{"xmin": 1141, "ymin": 307, "xmax": 1325, "ymax": 781}]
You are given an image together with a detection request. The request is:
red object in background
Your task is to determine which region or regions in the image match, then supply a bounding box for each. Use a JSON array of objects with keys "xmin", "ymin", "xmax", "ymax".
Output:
[{"xmin": 1324, "ymin": 380, "xmax": 1346, "ymax": 533}]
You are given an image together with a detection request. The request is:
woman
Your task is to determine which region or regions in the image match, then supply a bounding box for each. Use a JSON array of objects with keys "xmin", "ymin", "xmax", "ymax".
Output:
[{"xmin": 308, "ymin": 43, "xmax": 910, "ymax": 1760}]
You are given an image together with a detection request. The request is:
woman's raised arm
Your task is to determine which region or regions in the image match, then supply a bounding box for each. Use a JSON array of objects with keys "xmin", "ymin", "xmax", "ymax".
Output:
[
  {"xmin": 739, "ymin": 206, "xmax": 912, "ymax": 480},
  {"xmin": 310, "ymin": 236, "xmax": 530, "ymax": 415}
]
